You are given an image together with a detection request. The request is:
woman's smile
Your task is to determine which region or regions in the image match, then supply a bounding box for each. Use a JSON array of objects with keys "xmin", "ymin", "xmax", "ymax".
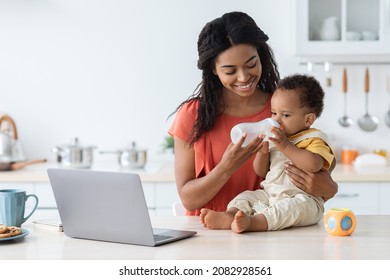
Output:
[
  {"xmin": 234, "ymin": 78, "xmax": 256, "ymax": 92},
  {"xmin": 214, "ymin": 44, "xmax": 262, "ymax": 98}
]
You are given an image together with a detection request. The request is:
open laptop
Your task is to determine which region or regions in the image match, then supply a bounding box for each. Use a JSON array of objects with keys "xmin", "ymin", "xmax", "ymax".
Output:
[{"xmin": 47, "ymin": 168, "xmax": 196, "ymax": 246}]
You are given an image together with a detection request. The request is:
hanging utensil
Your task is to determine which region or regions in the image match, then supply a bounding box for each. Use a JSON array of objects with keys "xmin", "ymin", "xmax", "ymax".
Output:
[
  {"xmin": 338, "ymin": 67, "xmax": 353, "ymax": 127},
  {"xmin": 358, "ymin": 68, "xmax": 378, "ymax": 132},
  {"xmin": 385, "ymin": 73, "xmax": 390, "ymax": 127}
]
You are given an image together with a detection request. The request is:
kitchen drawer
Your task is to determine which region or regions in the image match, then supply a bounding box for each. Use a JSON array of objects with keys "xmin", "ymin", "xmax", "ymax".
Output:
[
  {"xmin": 34, "ymin": 183, "xmax": 57, "ymax": 209},
  {"xmin": 379, "ymin": 183, "xmax": 390, "ymax": 215},
  {"xmin": 325, "ymin": 183, "xmax": 380, "ymax": 215},
  {"xmin": 0, "ymin": 182, "xmax": 34, "ymax": 191},
  {"xmin": 142, "ymin": 183, "xmax": 156, "ymax": 210},
  {"xmin": 155, "ymin": 183, "xmax": 180, "ymax": 209}
]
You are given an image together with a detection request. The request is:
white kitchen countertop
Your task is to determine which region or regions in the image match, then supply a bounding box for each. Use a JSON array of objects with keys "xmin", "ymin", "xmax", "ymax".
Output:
[
  {"xmin": 0, "ymin": 159, "xmax": 175, "ymax": 184},
  {"xmin": 1, "ymin": 210, "xmax": 390, "ymax": 260},
  {"xmin": 331, "ymin": 164, "xmax": 390, "ymax": 182},
  {"xmin": 0, "ymin": 160, "xmax": 390, "ymax": 183}
]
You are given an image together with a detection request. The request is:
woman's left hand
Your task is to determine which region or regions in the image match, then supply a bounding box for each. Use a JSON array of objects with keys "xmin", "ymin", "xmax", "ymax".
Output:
[{"xmin": 284, "ymin": 162, "xmax": 338, "ymax": 201}]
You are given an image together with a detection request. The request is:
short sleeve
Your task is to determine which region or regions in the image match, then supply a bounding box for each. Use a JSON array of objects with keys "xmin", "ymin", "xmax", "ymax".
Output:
[
  {"xmin": 168, "ymin": 100, "xmax": 198, "ymax": 143},
  {"xmin": 168, "ymin": 100, "xmax": 205, "ymax": 180},
  {"xmin": 305, "ymin": 138, "xmax": 335, "ymax": 170}
]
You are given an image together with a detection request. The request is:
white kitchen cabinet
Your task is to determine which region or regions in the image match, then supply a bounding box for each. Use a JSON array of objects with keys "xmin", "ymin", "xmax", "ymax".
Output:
[
  {"xmin": 0, "ymin": 182, "xmax": 34, "ymax": 192},
  {"xmin": 379, "ymin": 183, "xmax": 390, "ymax": 214},
  {"xmin": 122, "ymin": 182, "xmax": 181, "ymax": 216},
  {"xmin": 142, "ymin": 182, "xmax": 157, "ymax": 215},
  {"xmin": 324, "ymin": 182, "xmax": 380, "ymax": 214},
  {"xmin": 0, "ymin": 183, "xmax": 56, "ymax": 210},
  {"xmin": 155, "ymin": 183, "xmax": 181, "ymax": 216},
  {"xmin": 34, "ymin": 183, "xmax": 56, "ymax": 209},
  {"xmin": 1, "ymin": 180, "xmax": 181, "ymax": 216},
  {"xmin": 294, "ymin": 0, "xmax": 390, "ymax": 61}
]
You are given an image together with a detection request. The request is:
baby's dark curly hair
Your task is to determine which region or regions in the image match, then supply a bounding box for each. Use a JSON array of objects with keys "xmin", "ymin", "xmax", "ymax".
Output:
[
  {"xmin": 277, "ymin": 74, "xmax": 324, "ymax": 117},
  {"xmin": 172, "ymin": 11, "xmax": 280, "ymax": 145}
]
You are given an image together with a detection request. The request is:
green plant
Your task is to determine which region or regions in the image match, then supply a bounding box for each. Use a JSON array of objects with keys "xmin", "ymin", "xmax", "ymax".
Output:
[{"xmin": 161, "ymin": 135, "xmax": 174, "ymax": 152}]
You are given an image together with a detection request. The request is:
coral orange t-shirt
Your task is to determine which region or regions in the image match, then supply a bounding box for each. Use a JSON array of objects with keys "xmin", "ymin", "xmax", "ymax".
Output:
[{"xmin": 168, "ymin": 98, "xmax": 272, "ymax": 216}]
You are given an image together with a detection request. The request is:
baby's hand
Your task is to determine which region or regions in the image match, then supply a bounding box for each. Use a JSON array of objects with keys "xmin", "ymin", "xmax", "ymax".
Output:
[{"xmin": 268, "ymin": 126, "xmax": 289, "ymax": 152}]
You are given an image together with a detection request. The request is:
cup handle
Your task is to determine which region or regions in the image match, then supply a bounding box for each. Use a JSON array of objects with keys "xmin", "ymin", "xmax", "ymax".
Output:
[{"xmin": 22, "ymin": 194, "xmax": 39, "ymax": 224}]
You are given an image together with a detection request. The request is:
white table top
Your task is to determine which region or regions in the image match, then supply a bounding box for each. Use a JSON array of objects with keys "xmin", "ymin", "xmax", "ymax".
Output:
[{"xmin": 1, "ymin": 211, "xmax": 390, "ymax": 260}]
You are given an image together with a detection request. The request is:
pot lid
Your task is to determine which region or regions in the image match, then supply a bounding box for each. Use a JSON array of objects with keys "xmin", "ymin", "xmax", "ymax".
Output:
[
  {"xmin": 60, "ymin": 138, "xmax": 96, "ymax": 149},
  {"xmin": 122, "ymin": 141, "xmax": 147, "ymax": 152}
]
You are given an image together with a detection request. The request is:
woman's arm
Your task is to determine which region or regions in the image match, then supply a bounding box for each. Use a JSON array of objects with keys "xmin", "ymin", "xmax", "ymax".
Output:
[
  {"xmin": 284, "ymin": 161, "xmax": 338, "ymax": 202},
  {"xmin": 173, "ymin": 134, "xmax": 264, "ymax": 211}
]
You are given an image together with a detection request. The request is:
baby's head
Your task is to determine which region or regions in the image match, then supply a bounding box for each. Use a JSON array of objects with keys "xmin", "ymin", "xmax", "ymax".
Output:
[{"xmin": 271, "ymin": 74, "xmax": 324, "ymax": 136}]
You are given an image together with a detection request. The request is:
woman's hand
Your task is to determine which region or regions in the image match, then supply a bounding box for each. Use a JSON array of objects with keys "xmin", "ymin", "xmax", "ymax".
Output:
[
  {"xmin": 173, "ymin": 133, "xmax": 266, "ymax": 211},
  {"xmin": 284, "ymin": 162, "xmax": 338, "ymax": 201},
  {"xmin": 219, "ymin": 133, "xmax": 266, "ymax": 176}
]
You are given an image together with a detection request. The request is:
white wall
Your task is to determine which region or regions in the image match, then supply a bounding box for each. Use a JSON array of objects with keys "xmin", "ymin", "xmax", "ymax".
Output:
[{"xmin": 0, "ymin": 0, "xmax": 389, "ymax": 164}]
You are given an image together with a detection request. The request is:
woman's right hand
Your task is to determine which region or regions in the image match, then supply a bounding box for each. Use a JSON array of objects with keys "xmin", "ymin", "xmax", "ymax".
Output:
[
  {"xmin": 219, "ymin": 133, "xmax": 266, "ymax": 176},
  {"xmin": 174, "ymin": 133, "xmax": 265, "ymax": 211}
]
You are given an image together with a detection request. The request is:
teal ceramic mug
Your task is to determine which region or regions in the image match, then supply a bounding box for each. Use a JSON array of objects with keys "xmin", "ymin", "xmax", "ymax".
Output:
[{"xmin": 0, "ymin": 189, "xmax": 39, "ymax": 227}]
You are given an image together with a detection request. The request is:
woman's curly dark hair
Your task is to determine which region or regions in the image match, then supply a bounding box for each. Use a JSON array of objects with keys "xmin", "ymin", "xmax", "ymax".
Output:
[{"xmin": 172, "ymin": 11, "xmax": 280, "ymax": 145}]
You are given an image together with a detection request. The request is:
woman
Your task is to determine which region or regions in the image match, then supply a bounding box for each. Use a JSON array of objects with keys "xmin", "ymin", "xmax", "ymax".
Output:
[{"xmin": 168, "ymin": 11, "xmax": 337, "ymax": 216}]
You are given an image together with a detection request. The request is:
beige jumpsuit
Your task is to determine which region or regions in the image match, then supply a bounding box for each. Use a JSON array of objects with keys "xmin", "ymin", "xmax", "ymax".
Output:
[{"xmin": 227, "ymin": 128, "xmax": 335, "ymax": 231}]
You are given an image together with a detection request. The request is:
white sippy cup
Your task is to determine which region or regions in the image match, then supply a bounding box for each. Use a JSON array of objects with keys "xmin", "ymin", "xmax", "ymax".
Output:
[{"xmin": 230, "ymin": 118, "xmax": 280, "ymax": 147}]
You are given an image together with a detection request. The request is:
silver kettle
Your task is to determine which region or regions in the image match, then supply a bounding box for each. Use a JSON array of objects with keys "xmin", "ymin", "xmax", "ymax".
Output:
[{"xmin": 0, "ymin": 114, "xmax": 25, "ymax": 162}]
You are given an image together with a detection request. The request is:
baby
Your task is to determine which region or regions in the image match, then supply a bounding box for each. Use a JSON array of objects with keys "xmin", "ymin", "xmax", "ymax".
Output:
[{"xmin": 200, "ymin": 74, "xmax": 335, "ymax": 233}]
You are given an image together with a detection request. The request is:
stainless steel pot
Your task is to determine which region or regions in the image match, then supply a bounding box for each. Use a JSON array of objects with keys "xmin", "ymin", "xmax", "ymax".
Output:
[
  {"xmin": 100, "ymin": 142, "xmax": 147, "ymax": 169},
  {"xmin": 52, "ymin": 138, "xmax": 97, "ymax": 169}
]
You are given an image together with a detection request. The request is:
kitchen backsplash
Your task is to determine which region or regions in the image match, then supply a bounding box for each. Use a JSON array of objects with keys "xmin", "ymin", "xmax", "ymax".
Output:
[
  {"xmin": 0, "ymin": 0, "xmax": 389, "ymax": 163},
  {"xmin": 299, "ymin": 63, "xmax": 390, "ymax": 161}
]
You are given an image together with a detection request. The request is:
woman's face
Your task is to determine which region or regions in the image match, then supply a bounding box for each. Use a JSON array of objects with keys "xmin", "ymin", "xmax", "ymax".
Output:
[{"xmin": 213, "ymin": 44, "xmax": 262, "ymax": 97}]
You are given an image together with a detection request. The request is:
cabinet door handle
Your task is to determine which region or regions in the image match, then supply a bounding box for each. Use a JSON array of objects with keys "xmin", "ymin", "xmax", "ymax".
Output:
[{"xmin": 336, "ymin": 193, "xmax": 359, "ymax": 198}]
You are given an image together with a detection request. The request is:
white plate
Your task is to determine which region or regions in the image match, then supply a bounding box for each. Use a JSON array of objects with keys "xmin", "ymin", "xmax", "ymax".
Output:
[{"xmin": 0, "ymin": 228, "xmax": 29, "ymax": 241}]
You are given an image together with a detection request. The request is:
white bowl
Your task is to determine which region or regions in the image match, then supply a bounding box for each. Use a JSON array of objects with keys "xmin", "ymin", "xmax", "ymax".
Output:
[
  {"xmin": 346, "ymin": 31, "xmax": 361, "ymax": 41},
  {"xmin": 361, "ymin": 31, "xmax": 378, "ymax": 41},
  {"xmin": 354, "ymin": 153, "xmax": 387, "ymax": 167}
]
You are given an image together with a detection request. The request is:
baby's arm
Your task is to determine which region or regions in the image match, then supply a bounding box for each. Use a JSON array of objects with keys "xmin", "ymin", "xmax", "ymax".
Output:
[
  {"xmin": 253, "ymin": 141, "xmax": 270, "ymax": 178},
  {"xmin": 282, "ymin": 143, "xmax": 324, "ymax": 173},
  {"xmin": 269, "ymin": 127, "xmax": 324, "ymax": 173}
]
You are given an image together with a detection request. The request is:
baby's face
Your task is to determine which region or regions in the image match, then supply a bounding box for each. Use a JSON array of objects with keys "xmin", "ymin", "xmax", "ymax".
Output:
[{"xmin": 270, "ymin": 89, "xmax": 312, "ymax": 136}]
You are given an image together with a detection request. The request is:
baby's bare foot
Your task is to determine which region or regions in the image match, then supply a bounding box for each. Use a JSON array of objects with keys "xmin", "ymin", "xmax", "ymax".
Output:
[
  {"xmin": 200, "ymin": 208, "xmax": 234, "ymax": 229},
  {"xmin": 199, "ymin": 208, "xmax": 208, "ymax": 227},
  {"xmin": 231, "ymin": 210, "xmax": 251, "ymax": 233}
]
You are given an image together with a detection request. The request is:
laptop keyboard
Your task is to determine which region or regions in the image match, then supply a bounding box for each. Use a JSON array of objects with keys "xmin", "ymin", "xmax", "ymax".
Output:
[{"xmin": 154, "ymin": 234, "xmax": 172, "ymax": 242}]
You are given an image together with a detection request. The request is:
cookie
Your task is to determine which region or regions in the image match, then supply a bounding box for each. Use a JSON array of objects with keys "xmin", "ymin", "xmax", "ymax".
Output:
[
  {"xmin": 0, "ymin": 231, "xmax": 11, "ymax": 238},
  {"xmin": 0, "ymin": 225, "xmax": 23, "ymax": 238},
  {"xmin": 0, "ymin": 224, "xmax": 8, "ymax": 234},
  {"xmin": 8, "ymin": 226, "xmax": 22, "ymax": 237}
]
